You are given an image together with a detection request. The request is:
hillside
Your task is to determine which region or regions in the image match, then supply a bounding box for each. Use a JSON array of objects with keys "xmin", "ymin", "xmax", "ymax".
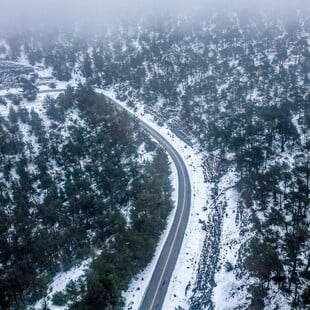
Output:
[
  {"xmin": 0, "ymin": 86, "xmax": 173, "ymax": 309},
  {"xmin": 0, "ymin": 7, "xmax": 309, "ymax": 310}
]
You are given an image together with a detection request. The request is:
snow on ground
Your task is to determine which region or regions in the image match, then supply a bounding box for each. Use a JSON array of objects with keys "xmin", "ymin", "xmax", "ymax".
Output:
[
  {"xmin": 19, "ymin": 121, "xmax": 41, "ymax": 157},
  {"xmin": 122, "ymin": 157, "xmax": 179, "ymax": 310},
  {"xmin": 0, "ymin": 39, "xmax": 10, "ymax": 58},
  {"xmin": 32, "ymin": 258, "xmax": 92, "ymax": 310},
  {"xmin": 6, "ymin": 86, "xmax": 184, "ymax": 310},
  {"xmin": 136, "ymin": 142, "xmax": 156, "ymax": 163},
  {"xmin": 211, "ymin": 170, "xmax": 252, "ymax": 310},
  {"xmin": 163, "ymin": 158, "xmax": 210, "ymax": 310},
  {"xmin": 99, "ymin": 89, "xmax": 209, "ymax": 310},
  {"xmin": 0, "ymin": 88, "xmax": 19, "ymax": 96},
  {"xmin": 10, "ymin": 87, "xmax": 101, "ymax": 310},
  {"xmin": 2, "ymin": 84, "xmax": 209, "ymax": 310},
  {"xmin": 0, "ymin": 89, "xmax": 63, "ymax": 117}
]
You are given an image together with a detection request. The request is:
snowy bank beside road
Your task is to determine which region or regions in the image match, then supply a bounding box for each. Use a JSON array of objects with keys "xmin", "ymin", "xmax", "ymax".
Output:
[
  {"xmin": 121, "ymin": 158, "xmax": 179, "ymax": 310},
  {"xmin": 4, "ymin": 85, "xmax": 210, "ymax": 310},
  {"xmin": 211, "ymin": 170, "xmax": 253, "ymax": 310},
  {"xmin": 99, "ymin": 90, "xmax": 209, "ymax": 310}
]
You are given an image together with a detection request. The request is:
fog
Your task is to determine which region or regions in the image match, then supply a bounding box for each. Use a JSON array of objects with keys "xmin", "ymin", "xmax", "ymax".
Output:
[{"xmin": 0, "ymin": 0, "xmax": 309, "ymax": 29}]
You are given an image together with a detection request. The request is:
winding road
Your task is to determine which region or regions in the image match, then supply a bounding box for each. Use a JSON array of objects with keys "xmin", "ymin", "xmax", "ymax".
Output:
[
  {"xmin": 38, "ymin": 89, "xmax": 192, "ymax": 310},
  {"xmin": 104, "ymin": 94, "xmax": 192, "ymax": 310}
]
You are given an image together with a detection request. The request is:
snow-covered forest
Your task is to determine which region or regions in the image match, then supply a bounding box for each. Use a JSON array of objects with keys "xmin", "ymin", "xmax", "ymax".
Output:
[{"xmin": 0, "ymin": 5, "xmax": 309, "ymax": 310}]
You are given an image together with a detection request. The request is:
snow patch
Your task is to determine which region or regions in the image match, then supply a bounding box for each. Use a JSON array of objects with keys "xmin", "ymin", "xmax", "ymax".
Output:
[
  {"xmin": 212, "ymin": 171, "xmax": 252, "ymax": 310},
  {"xmin": 99, "ymin": 89, "xmax": 209, "ymax": 310},
  {"xmin": 137, "ymin": 142, "xmax": 155, "ymax": 163},
  {"xmin": 32, "ymin": 258, "xmax": 92, "ymax": 310}
]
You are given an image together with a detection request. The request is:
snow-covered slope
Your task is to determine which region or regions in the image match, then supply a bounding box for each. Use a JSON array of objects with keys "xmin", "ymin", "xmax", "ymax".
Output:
[{"xmin": 1, "ymin": 7, "xmax": 309, "ymax": 309}]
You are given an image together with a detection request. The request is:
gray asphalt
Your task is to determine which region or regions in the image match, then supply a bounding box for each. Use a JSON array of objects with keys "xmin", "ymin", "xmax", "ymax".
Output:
[
  {"xmin": 104, "ymin": 96, "xmax": 192, "ymax": 310},
  {"xmin": 38, "ymin": 89, "xmax": 192, "ymax": 310},
  {"xmin": 137, "ymin": 120, "xmax": 191, "ymax": 310}
]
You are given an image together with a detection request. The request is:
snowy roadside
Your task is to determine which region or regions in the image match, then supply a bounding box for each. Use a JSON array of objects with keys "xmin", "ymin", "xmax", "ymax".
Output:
[
  {"xmin": 1, "ymin": 84, "xmax": 209, "ymax": 310},
  {"xmin": 121, "ymin": 157, "xmax": 179, "ymax": 310},
  {"xmin": 211, "ymin": 170, "xmax": 252, "ymax": 310},
  {"xmin": 99, "ymin": 89, "xmax": 209, "ymax": 310},
  {"xmin": 32, "ymin": 258, "xmax": 93, "ymax": 310}
]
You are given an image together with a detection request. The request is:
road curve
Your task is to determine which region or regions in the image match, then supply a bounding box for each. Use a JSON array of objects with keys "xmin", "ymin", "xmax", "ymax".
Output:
[
  {"xmin": 38, "ymin": 89, "xmax": 192, "ymax": 310},
  {"xmin": 104, "ymin": 94, "xmax": 192, "ymax": 310}
]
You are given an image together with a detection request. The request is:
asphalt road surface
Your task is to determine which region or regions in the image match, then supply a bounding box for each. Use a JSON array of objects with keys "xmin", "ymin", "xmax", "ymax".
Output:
[
  {"xmin": 38, "ymin": 89, "xmax": 192, "ymax": 310},
  {"xmin": 104, "ymin": 95, "xmax": 192, "ymax": 310}
]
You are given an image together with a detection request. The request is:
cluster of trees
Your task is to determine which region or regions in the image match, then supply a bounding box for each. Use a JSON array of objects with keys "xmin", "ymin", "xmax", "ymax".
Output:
[
  {"xmin": 19, "ymin": 75, "xmax": 38, "ymax": 101},
  {"xmin": 0, "ymin": 87, "xmax": 173, "ymax": 308},
  {"xmin": 2, "ymin": 29, "xmax": 83, "ymax": 82},
  {"xmin": 1, "ymin": 7, "xmax": 309, "ymax": 309},
  {"xmin": 0, "ymin": 60, "xmax": 37, "ymax": 100},
  {"xmin": 72, "ymin": 148, "xmax": 172, "ymax": 309},
  {"xmin": 60, "ymin": 11, "xmax": 308, "ymax": 309}
]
